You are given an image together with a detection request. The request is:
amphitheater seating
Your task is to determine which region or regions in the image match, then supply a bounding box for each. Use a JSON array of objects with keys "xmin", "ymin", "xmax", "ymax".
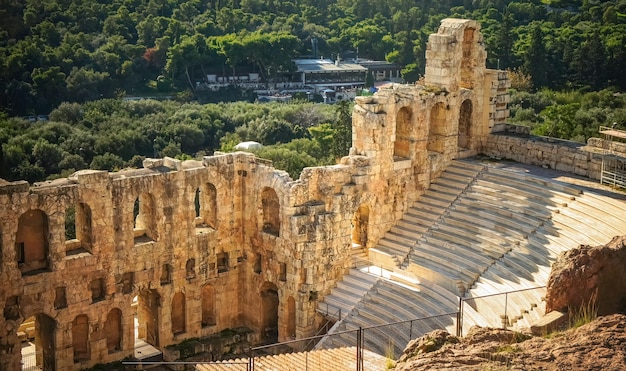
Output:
[{"xmin": 316, "ymin": 159, "xmax": 626, "ymax": 357}]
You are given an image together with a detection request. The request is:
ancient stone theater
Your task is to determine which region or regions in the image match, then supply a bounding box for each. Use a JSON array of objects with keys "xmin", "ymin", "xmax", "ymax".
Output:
[{"xmin": 1, "ymin": 19, "xmax": 625, "ymax": 370}]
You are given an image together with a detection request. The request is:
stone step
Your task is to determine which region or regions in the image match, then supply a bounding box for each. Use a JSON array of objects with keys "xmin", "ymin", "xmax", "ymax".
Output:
[
  {"xmin": 464, "ymin": 189, "xmax": 553, "ymax": 220},
  {"xmin": 564, "ymin": 200, "xmax": 625, "ymax": 236},
  {"xmin": 392, "ymin": 221, "xmax": 429, "ymax": 239},
  {"xmin": 452, "ymin": 202, "xmax": 539, "ymax": 236},
  {"xmin": 478, "ymin": 173, "xmax": 574, "ymax": 206},
  {"xmin": 486, "ymin": 167, "xmax": 582, "ymax": 197},
  {"xmin": 384, "ymin": 229, "xmax": 418, "ymax": 246},
  {"xmin": 426, "ymin": 230, "xmax": 506, "ymax": 262},
  {"xmin": 456, "ymin": 195, "xmax": 548, "ymax": 227},
  {"xmin": 411, "ymin": 241, "xmax": 486, "ymax": 279},
  {"xmin": 444, "ymin": 212, "xmax": 527, "ymax": 243}
]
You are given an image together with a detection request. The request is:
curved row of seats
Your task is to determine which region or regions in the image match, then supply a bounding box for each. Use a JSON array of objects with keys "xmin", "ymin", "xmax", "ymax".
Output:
[{"xmin": 317, "ymin": 160, "xmax": 626, "ymax": 357}]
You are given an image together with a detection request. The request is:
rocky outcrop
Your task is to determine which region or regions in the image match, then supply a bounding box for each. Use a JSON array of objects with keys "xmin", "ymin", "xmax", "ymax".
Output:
[
  {"xmin": 394, "ymin": 314, "xmax": 626, "ymax": 370},
  {"xmin": 545, "ymin": 235, "xmax": 626, "ymax": 315}
]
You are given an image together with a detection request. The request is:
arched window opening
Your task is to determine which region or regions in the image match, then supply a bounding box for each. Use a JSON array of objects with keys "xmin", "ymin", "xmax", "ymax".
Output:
[
  {"xmin": 351, "ymin": 205, "xmax": 370, "ymax": 249},
  {"xmin": 133, "ymin": 193, "xmax": 157, "ymax": 243},
  {"xmin": 201, "ymin": 285, "xmax": 216, "ymax": 327},
  {"xmin": 394, "ymin": 107, "xmax": 412, "ymax": 160},
  {"xmin": 428, "ymin": 103, "xmax": 447, "ymax": 154},
  {"xmin": 105, "ymin": 308, "xmax": 123, "ymax": 353},
  {"xmin": 286, "ymin": 296, "xmax": 296, "ymax": 339},
  {"xmin": 458, "ymin": 99, "xmax": 473, "ymax": 150},
  {"xmin": 160, "ymin": 264, "xmax": 172, "ymax": 285},
  {"xmin": 171, "ymin": 292, "xmax": 186, "ymax": 335},
  {"xmin": 16, "ymin": 209, "xmax": 50, "ymax": 275},
  {"xmin": 195, "ymin": 183, "xmax": 218, "ymax": 229},
  {"xmin": 194, "ymin": 188, "xmax": 201, "ymax": 218},
  {"xmin": 66, "ymin": 203, "xmax": 93, "ymax": 255},
  {"xmin": 72, "ymin": 314, "xmax": 90, "ymax": 362},
  {"xmin": 261, "ymin": 188, "xmax": 280, "ymax": 236}
]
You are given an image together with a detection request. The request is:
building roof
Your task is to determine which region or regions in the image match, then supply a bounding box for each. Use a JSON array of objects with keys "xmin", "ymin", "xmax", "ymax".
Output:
[{"xmin": 294, "ymin": 59, "xmax": 367, "ymax": 73}]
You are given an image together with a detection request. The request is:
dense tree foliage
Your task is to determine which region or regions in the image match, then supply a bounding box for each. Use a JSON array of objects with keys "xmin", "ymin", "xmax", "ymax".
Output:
[
  {"xmin": 0, "ymin": 99, "xmax": 348, "ymax": 182},
  {"xmin": 3, "ymin": 0, "xmax": 626, "ymax": 116}
]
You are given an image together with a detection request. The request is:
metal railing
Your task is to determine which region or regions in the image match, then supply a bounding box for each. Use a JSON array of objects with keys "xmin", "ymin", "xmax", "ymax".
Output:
[{"xmin": 121, "ymin": 286, "xmax": 546, "ymax": 370}]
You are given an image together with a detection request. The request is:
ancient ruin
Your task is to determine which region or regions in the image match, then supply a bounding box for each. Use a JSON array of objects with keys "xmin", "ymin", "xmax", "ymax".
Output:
[{"xmin": 1, "ymin": 19, "xmax": 625, "ymax": 370}]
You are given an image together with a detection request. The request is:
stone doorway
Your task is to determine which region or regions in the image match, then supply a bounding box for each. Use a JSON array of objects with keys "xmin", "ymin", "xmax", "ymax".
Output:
[
  {"xmin": 20, "ymin": 314, "xmax": 56, "ymax": 370},
  {"xmin": 260, "ymin": 283, "xmax": 279, "ymax": 343},
  {"xmin": 135, "ymin": 290, "xmax": 161, "ymax": 347}
]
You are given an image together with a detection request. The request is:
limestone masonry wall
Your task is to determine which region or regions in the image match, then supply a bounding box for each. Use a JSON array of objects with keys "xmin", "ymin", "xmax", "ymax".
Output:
[{"xmin": 0, "ymin": 18, "xmax": 614, "ymax": 370}]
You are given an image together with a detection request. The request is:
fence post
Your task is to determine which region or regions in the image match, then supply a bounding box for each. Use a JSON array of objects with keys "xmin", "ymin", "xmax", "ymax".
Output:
[
  {"xmin": 503, "ymin": 292, "xmax": 509, "ymax": 329},
  {"xmin": 456, "ymin": 297, "xmax": 463, "ymax": 337},
  {"xmin": 409, "ymin": 320, "xmax": 413, "ymax": 340}
]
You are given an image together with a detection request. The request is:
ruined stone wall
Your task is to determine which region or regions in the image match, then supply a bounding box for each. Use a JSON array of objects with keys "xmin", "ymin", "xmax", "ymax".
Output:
[
  {"xmin": 483, "ymin": 133, "xmax": 605, "ymax": 179},
  {"xmin": 0, "ymin": 18, "xmax": 506, "ymax": 370}
]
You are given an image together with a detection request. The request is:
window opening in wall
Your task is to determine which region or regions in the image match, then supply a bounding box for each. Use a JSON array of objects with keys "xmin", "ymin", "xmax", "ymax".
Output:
[
  {"xmin": 254, "ymin": 253, "xmax": 262, "ymax": 274},
  {"xmin": 279, "ymin": 263, "xmax": 287, "ymax": 282},
  {"xmin": 195, "ymin": 183, "xmax": 218, "ymax": 229},
  {"xmin": 16, "ymin": 209, "xmax": 50, "ymax": 275},
  {"xmin": 160, "ymin": 264, "xmax": 172, "ymax": 285},
  {"xmin": 66, "ymin": 203, "xmax": 94, "ymax": 256},
  {"xmin": 54, "ymin": 287, "xmax": 67, "ymax": 309},
  {"xmin": 194, "ymin": 188, "xmax": 201, "ymax": 218},
  {"xmin": 105, "ymin": 308, "xmax": 122, "ymax": 353},
  {"xmin": 3, "ymin": 296, "xmax": 19, "ymax": 320},
  {"xmin": 351, "ymin": 205, "xmax": 370, "ymax": 250},
  {"xmin": 217, "ymin": 253, "xmax": 228, "ymax": 273},
  {"xmin": 171, "ymin": 292, "xmax": 186, "ymax": 335},
  {"xmin": 65, "ymin": 205, "xmax": 76, "ymax": 240},
  {"xmin": 72, "ymin": 314, "xmax": 90, "ymax": 362},
  {"xmin": 261, "ymin": 188, "xmax": 280, "ymax": 236},
  {"xmin": 428, "ymin": 102, "xmax": 447, "ymax": 154},
  {"xmin": 394, "ymin": 107, "xmax": 412, "ymax": 160},
  {"xmin": 90, "ymin": 278, "xmax": 105, "ymax": 303},
  {"xmin": 15, "ymin": 242, "xmax": 25, "ymax": 264},
  {"xmin": 458, "ymin": 99, "xmax": 473, "ymax": 150},
  {"xmin": 133, "ymin": 193, "xmax": 157, "ymax": 244},
  {"xmin": 120, "ymin": 272, "xmax": 134, "ymax": 294},
  {"xmin": 186, "ymin": 259, "xmax": 196, "ymax": 279}
]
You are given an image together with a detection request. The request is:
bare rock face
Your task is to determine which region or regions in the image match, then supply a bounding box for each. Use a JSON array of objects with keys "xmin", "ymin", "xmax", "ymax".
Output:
[
  {"xmin": 394, "ymin": 314, "xmax": 626, "ymax": 371},
  {"xmin": 545, "ymin": 235, "xmax": 626, "ymax": 315}
]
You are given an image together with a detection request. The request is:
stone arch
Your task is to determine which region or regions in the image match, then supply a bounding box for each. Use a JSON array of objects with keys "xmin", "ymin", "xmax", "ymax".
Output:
[
  {"xmin": 133, "ymin": 192, "xmax": 158, "ymax": 243},
  {"xmin": 104, "ymin": 308, "xmax": 123, "ymax": 353},
  {"xmin": 201, "ymin": 285, "xmax": 216, "ymax": 327},
  {"xmin": 460, "ymin": 27, "xmax": 476, "ymax": 89},
  {"xmin": 137, "ymin": 289, "xmax": 160, "ymax": 347},
  {"xmin": 171, "ymin": 292, "xmax": 186, "ymax": 335},
  {"xmin": 72, "ymin": 314, "xmax": 90, "ymax": 362},
  {"xmin": 261, "ymin": 187, "xmax": 280, "ymax": 236},
  {"xmin": 286, "ymin": 296, "xmax": 296, "ymax": 339},
  {"xmin": 260, "ymin": 282, "xmax": 279, "ymax": 343},
  {"xmin": 394, "ymin": 106, "xmax": 412, "ymax": 160},
  {"xmin": 15, "ymin": 209, "xmax": 49, "ymax": 275},
  {"xmin": 428, "ymin": 102, "xmax": 447, "ymax": 154},
  {"xmin": 458, "ymin": 99, "xmax": 473, "ymax": 150},
  {"xmin": 351, "ymin": 205, "xmax": 370, "ymax": 249}
]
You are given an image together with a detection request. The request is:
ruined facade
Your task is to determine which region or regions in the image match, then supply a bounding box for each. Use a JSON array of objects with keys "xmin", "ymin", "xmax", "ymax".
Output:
[{"xmin": 1, "ymin": 19, "xmax": 522, "ymax": 370}]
